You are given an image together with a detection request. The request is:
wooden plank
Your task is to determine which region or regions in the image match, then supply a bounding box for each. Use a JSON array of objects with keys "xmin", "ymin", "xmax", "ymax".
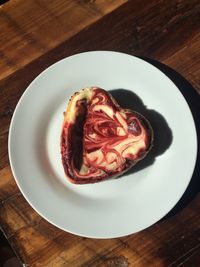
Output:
[
  {"xmin": 0, "ymin": 193, "xmax": 41, "ymax": 237},
  {"xmin": 0, "ymin": 166, "xmax": 19, "ymax": 201},
  {"xmin": 164, "ymin": 32, "xmax": 200, "ymax": 92},
  {"xmin": 9, "ymin": 221, "xmax": 78, "ymax": 266},
  {"xmin": 0, "ymin": 0, "xmax": 127, "ymax": 80},
  {"xmin": 7, "ymin": 218, "xmax": 123, "ymax": 266}
]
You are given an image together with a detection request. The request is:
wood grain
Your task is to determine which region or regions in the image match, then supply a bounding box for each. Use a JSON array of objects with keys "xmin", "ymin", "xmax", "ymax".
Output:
[
  {"xmin": 0, "ymin": 0, "xmax": 126, "ymax": 80},
  {"xmin": 0, "ymin": 0, "xmax": 200, "ymax": 266}
]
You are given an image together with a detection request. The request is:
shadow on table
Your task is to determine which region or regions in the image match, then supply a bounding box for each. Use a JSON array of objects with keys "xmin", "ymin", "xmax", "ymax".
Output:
[
  {"xmin": 0, "ymin": 230, "xmax": 22, "ymax": 267},
  {"xmin": 139, "ymin": 57, "xmax": 200, "ymax": 220},
  {"xmin": 109, "ymin": 89, "xmax": 173, "ymax": 175}
]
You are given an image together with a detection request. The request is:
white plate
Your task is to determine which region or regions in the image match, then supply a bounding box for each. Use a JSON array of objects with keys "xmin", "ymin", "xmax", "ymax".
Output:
[{"xmin": 9, "ymin": 51, "xmax": 197, "ymax": 238}]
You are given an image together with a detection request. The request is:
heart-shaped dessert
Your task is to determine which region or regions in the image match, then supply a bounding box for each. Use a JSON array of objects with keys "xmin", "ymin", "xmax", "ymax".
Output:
[{"xmin": 61, "ymin": 87, "xmax": 153, "ymax": 184}]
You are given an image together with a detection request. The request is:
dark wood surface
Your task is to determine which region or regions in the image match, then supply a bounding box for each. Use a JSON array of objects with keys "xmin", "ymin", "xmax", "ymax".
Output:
[{"xmin": 0, "ymin": 0, "xmax": 200, "ymax": 266}]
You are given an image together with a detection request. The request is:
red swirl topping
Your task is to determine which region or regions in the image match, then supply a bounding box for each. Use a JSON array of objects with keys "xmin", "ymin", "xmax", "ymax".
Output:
[
  {"xmin": 61, "ymin": 87, "xmax": 153, "ymax": 184},
  {"xmin": 83, "ymin": 89, "xmax": 148, "ymax": 173}
]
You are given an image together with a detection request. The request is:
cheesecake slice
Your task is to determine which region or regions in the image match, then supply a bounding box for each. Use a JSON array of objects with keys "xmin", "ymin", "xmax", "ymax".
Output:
[{"xmin": 61, "ymin": 87, "xmax": 153, "ymax": 184}]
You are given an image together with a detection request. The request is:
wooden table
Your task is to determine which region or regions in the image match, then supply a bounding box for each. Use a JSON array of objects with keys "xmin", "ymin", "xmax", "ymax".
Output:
[{"xmin": 0, "ymin": 0, "xmax": 200, "ymax": 266}]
